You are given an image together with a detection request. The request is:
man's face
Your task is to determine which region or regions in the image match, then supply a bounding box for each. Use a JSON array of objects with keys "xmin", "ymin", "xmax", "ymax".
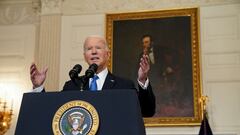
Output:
[
  {"xmin": 142, "ymin": 36, "xmax": 151, "ymax": 49},
  {"xmin": 84, "ymin": 37, "xmax": 110, "ymax": 72}
]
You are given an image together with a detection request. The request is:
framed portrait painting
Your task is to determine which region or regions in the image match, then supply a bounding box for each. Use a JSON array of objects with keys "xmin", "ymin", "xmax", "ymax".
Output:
[{"xmin": 106, "ymin": 8, "xmax": 203, "ymax": 126}]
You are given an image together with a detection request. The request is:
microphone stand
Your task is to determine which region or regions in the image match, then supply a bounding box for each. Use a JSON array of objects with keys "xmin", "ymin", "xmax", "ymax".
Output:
[
  {"xmin": 71, "ymin": 77, "xmax": 82, "ymax": 91},
  {"xmin": 79, "ymin": 75, "xmax": 93, "ymax": 91},
  {"xmin": 74, "ymin": 63, "xmax": 98, "ymax": 91},
  {"xmin": 71, "ymin": 74, "xmax": 92, "ymax": 91},
  {"xmin": 79, "ymin": 76, "xmax": 87, "ymax": 91}
]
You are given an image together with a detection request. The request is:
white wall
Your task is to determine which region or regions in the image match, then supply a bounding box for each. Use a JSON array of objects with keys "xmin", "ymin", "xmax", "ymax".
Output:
[
  {"xmin": 200, "ymin": 4, "xmax": 240, "ymax": 135},
  {"xmin": 0, "ymin": 1, "xmax": 38, "ymax": 134},
  {"xmin": 0, "ymin": 25, "xmax": 36, "ymax": 135}
]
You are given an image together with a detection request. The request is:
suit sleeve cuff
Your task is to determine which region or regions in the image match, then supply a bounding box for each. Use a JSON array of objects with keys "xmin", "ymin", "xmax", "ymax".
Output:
[
  {"xmin": 137, "ymin": 78, "xmax": 149, "ymax": 90},
  {"xmin": 32, "ymin": 85, "xmax": 44, "ymax": 92}
]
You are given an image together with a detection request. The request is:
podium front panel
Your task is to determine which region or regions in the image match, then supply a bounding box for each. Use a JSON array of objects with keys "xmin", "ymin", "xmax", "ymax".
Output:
[{"xmin": 15, "ymin": 89, "xmax": 146, "ymax": 135}]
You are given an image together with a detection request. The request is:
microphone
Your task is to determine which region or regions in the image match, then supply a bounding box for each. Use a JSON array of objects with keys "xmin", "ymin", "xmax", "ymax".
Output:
[
  {"xmin": 69, "ymin": 64, "xmax": 82, "ymax": 80},
  {"xmin": 85, "ymin": 63, "xmax": 98, "ymax": 78}
]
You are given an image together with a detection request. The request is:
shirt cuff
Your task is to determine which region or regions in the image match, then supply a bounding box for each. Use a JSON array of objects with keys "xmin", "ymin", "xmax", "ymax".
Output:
[
  {"xmin": 32, "ymin": 85, "xmax": 44, "ymax": 92},
  {"xmin": 137, "ymin": 78, "xmax": 149, "ymax": 90}
]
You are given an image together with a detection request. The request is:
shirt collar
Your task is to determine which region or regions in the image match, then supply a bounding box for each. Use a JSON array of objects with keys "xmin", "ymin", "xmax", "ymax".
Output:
[
  {"xmin": 90, "ymin": 67, "xmax": 108, "ymax": 90},
  {"xmin": 96, "ymin": 67, "xmax": 108, "ymax": 81}
]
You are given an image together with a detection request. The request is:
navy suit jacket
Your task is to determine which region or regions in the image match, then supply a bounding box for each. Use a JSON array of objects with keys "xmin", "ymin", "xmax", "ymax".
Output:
[{"xmin": 62, "ymin": 72, "xmax": 155, "ymax": 117}]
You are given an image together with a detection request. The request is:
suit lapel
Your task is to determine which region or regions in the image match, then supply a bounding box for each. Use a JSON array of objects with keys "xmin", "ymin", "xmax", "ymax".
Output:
[{"xmin": 102, "ymin": 72, "xmax": 116, "ymax": 89}]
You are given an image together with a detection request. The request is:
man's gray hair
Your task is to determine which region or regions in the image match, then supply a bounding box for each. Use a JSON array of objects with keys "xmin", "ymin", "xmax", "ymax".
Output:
[{"xmin": 83, "ymin": 35, "xmax": 109, "ymax": 51}]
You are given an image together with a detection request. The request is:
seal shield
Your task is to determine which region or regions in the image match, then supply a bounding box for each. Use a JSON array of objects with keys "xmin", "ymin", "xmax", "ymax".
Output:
[{"xmin": 52, "ymin": 100, "xmax": 99, "ymax": 135}]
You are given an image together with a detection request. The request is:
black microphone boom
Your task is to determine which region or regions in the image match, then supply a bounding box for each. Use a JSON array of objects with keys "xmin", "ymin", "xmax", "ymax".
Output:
[
  {"xmin": 69, "ymin": 64, "xmax": 82, "ymax": 80},
  {"xmin": 85, "ymin": 63, "xmax": 98, "ymax": 78}
]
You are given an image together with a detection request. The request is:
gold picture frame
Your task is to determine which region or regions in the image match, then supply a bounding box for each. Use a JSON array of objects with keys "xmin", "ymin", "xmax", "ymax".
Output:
[{"xmin": 106, "ymin": 7, "xmax": 202, "ymax": 126}]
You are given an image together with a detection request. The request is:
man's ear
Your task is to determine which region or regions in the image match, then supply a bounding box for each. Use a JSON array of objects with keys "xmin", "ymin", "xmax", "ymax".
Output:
[{"xmin": 83, "ymin": 52, "xmax": 87, "ymax": 61}]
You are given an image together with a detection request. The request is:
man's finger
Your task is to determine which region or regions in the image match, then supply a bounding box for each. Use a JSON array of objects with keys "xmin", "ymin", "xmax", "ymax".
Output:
[
  {"xmin": 43, "ymin": 67, "xmax": 48, "ymax": 74},
  {"xmin": 30, "ymin": 70, "xmax": 36, "ymax": 78},
  {"xmin": 30, "ymin": 66, "xmax": 36, "ymax": 75},
  {"xmin": 143, "ymin": 55, "xmax": 149, "ymax": 63},
  {"xmin": 141, "ymin": 58, "xmax": 148, "ymax": 68}
]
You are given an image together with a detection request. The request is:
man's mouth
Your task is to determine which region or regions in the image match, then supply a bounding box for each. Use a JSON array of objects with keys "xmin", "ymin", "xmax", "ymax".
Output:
[{"xmin": 91, "ymin": 57, "xmax": 99, "ymax": 61}]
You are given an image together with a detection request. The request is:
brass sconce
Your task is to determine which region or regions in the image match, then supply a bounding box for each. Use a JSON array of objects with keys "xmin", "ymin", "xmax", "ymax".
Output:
[{"xmin": 0, "ymin": 100, "xmax": 13, "ymax": 135}]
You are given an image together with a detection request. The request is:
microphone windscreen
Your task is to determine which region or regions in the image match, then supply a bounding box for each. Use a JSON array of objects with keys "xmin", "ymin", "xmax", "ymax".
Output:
[{"xmin": 69, "ymin": 64, "xmax": 82, "ymax": 79}]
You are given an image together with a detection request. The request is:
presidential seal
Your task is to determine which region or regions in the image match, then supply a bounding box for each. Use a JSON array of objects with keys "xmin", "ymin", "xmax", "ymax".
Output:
[{"xmin": 52, "ymin": 100, "xmax": 99, "ymax": 135}]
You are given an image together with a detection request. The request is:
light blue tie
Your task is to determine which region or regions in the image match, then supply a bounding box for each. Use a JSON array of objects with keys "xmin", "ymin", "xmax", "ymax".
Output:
[{"xmin": 90, "ymin": 75, "xmax": 99, "ymax": 91}]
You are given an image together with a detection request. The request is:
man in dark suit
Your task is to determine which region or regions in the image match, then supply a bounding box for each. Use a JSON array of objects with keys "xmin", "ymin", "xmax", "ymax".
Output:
[{"xmin": 30, "ymin": 35, "xmax": 155, "ymax": 117}]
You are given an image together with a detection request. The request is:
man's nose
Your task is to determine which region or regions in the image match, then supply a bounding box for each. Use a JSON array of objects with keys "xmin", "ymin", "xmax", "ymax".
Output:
[{"xmin": 91, "ymin": 48, "xmax": 97, "ymax": 54}]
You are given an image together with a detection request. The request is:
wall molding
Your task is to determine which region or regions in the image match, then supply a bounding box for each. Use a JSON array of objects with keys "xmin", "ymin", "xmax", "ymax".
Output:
[{"xmin": 0, "ymin": 4, "xmax": 39, "ymax": 25}]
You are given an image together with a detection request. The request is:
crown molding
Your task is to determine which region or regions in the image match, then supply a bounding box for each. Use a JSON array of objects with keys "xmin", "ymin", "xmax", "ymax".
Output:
[{"xmin": 0, "ymin": 0, "xmax": 36, "ymax": 5}]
